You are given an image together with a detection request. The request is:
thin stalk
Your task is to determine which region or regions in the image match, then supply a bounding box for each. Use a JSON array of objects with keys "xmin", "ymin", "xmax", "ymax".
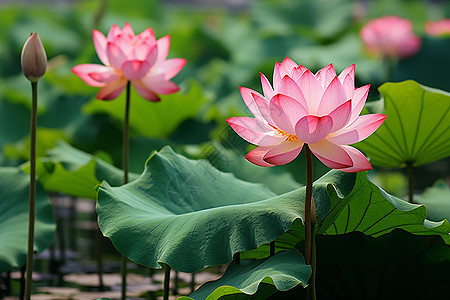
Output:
[
  {"xmin": 5, "ymin": 271, "xmax": 11, "ymax": 296},
  {"xmin": 120, "ymin": 81, "xmax": 131, "ymax": 300},
  {"xmin": 68, "ymin": 197, "xmax": 77, "ymax": 250},
  {"xmin": 120, "ymin": 256, "xmax": 127, "ymax": 299},
  {"xmin": 163, "ymin": 264, "xmax": 171, "ymax": 300},
  {"xmin": 123, "ymin": 81, "xmax": 131, "ymax": 184},
  {"xmin": 304, "ymin": 145, "xmax": 316, "ymax": 300},
  {"xmin": 95, "ymin": 220, "xmax": 104, "ymax": 290},
  {"xmin": 310, "ymin": 223, "xmax": 317, "ymax": 300},
  {"xmin": 20, "ymin": 266, "xmax": 26, "ymax": 300},
  {"xmin": 190, "ymin": 273, "xmax": 196, "ymax": 293},
  {"xmin": 304, "ymin": 145, "xmax": 313, "ymax": 265},
  {"xmin": 55, "ymin": 203, "xmax": 65, "ymax": 286},
  {"xmin": 24, "ymin": 82, "xmax": 38, "ymax": 300},
  {"xmin": 407, "ymin": 161, "xmax": 414, "ymax": 203},
  {"xmin": 173, "ymin": 271, "xmax": 179, "ymax": 295},
  {"xmin": 270, "ymin": 241, "xmax": 275, "ymax": 256}
]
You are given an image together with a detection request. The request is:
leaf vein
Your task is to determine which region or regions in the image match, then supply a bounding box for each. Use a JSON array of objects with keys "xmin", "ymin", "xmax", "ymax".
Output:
[
  {"xmin": 364, "ymin": 131, "xmax": 405, "ymax": 163},
  {"xmin": 353, "ymin": 190, "xmax": 373, "ymax": 231},
  {"xmin": 344, "ymin": 204, "xmax": 350, "ymax": 233},
  {"xmin": 361, "ymin": 207, "xmax": 396, "ymax": 234},
  {"xmin": 410, "ymin": 89, "xmax": 425, "ymax": 156},
  {"xmin": 388, "ymin": 94, "xmax": 410, "ymax": 157},
  {"xmin": 414, "ymin": 104, "xmax": 450, "ymax": 158}
]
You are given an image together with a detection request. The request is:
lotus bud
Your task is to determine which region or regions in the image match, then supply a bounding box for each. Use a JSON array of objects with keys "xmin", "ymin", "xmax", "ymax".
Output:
[{"xmin": 21, "ymin": 33, "xmax": 47, "ymax": 82}]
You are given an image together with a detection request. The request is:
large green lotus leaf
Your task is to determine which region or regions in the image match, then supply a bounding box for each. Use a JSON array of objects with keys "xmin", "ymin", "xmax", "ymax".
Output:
[
  {"xmin": 180, "ymin": 249, "xmax": 310, "ymax": 300},
  {"xmin": 185, "ymin": 142, "xmax": 301, "ymax": 195},
  {"xmin": 240, "ymin": 169, "xmax": 355, "ymax": 260},
  {"xmin": 82, "ymin": 79, "xmax": 209, "ymax": 139},
  {"xmin": 96, "ymin": 147, "xmax": 353, "ymax": 273},
  {"xmin": 319, "ymin": 172, "xmax": 450, "ymax": 244},
  {"xmin": 240, "ymin": 220, "xmax": 304, "ymax": 261},
  {"xmin": 32, "ymin": 159, "xmax": 100, "ymax": 199},
  {"xmin": 0, "ymin": 167, "xmax": 55, "ymax": 272},
  {"xmin": 356, "ymin": 80, "xmax": 450, "ymax": 168},
  {"xmin": 23, "ymin": 140, "xmax": 139, "ymax": 199},
  {"xmin": 244, "ymin": 171, "xmax": 450, "ymax": 260},
  {"xmin": 416, "ymin": 180, "xmax": 450, "ymax": 222}
]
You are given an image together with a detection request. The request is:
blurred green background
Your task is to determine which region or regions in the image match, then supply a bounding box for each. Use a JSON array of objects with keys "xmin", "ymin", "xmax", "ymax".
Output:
[
  {"xmin": 0, "ymin": 0, "xmax": 449, "ymax": 196},
  {"xmin": 0, "ymin": 0, "xmax": 449, "ymax": 298}
]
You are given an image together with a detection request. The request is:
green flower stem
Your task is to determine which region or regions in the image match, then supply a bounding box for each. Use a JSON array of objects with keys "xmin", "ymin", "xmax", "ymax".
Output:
[
  {"xmin": 164, "ymin": 264, "xmax": 171, "ymax": 300},
  {"xmin": 190, "ymin": 273, "xmax": 196, "ymax": 293},
  {"xmin": 120, "ymin": 256, "xmax": 127, "ymax": 299},
  {"xmin": 407, "ymin": 161, "xmax": 414, "ymax": 203},
  {"xmin": 20, "ymin": 265, "xmax": 26, "ymax": 299},
  {"xmin": 5, "ymin": 271, "xmax": 11, "ymax": 295},
  {"xmin": 304, "ymin": 145, "xmax": 316, "ymax": 300},
  {"xmin": 120, "ymin": 81, "xmax": 131, "ymax": 300},
  {"xmin": 310, "ymin": 221, "xmax": 317, "ymax": 300},
  {"xmin": 95, "ymin": 222, "xmax": 104, "ymax": 290},
  {"xmin": 174, "ymin": 271, "xmax": 179, "ymax": 295},
  {"xmin": 24, "ymin": 81, "xmax": 38, "ymax": 300},
  {"xmin": 123, "ymin": 81, "xmax": 131, "ymax": 184}
]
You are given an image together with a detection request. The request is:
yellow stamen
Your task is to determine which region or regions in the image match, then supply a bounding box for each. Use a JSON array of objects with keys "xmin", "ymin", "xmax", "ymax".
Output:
[
  {"xmin": 268, "ymin": 123, "xmax": 288, "ymax": 136},
  {"xmin": 286, "ymin": 135, "xmax": 299, "ymax": 141},
  {"xmin": 268, "ymin": 123, "xmax": 298, "ymax": 141}
]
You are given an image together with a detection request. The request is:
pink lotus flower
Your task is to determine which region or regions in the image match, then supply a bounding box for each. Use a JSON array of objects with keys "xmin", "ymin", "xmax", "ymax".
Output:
[
  {"xmin": 360, "ymin": 16, "xmax": 421, "ymax": 59},
  {"xmin": 425, "ymin": 19, "xmax": 450, "ymax": 37},
  {"xmin": 72, "ymin": 23, "xmax": 186, "ymax": 101},
  {"xmin": 226, "ymin": 58, "xmax": 387, "ymax": 172}
]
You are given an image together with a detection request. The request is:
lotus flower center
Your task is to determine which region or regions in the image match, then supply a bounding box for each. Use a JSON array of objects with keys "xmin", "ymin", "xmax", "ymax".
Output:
[
  {"xmin": 268, "ymin": 123, "xmax": 287, "ymax": 135},
  {"xmin": 286, "ymin": 135, "xmax": 299, "ymax": 141},
  {"xmin": 268, "ymin": 123, "xmax": 298, "ymax": 141}
]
